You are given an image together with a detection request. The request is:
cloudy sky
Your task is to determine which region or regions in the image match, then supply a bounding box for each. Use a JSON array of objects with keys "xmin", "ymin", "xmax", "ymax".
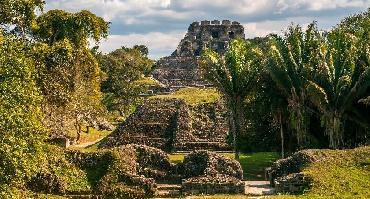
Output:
[{"xmin": 45, "ymin": 0, "xmax": 370, "ymax": 59}]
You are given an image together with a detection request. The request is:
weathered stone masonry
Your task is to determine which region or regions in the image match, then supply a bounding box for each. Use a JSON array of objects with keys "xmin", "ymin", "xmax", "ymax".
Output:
[
  {"xmin": 152, "ymin": 20, "xmax": 245, "ymax": 89},
  {"xmin": 104, "ymin": 98, "xmax": 230, "ymax": 151},
  {"xmin": 107, "ymin": 20, "xmax": 245, "ymax": 151}
]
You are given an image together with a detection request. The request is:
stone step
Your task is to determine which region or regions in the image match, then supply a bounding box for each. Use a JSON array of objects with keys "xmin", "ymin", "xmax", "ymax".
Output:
[
  {"xmin": 155, "ymin": 189, "xmax": 181, "ymax": 198},
  {"xmin": 244, "ymin": 181, "xmax": 275, "ymax": 196},
  {"xmin": 155, "ymin": 184, "xmax": 182, "ymax": 198},
  {"xmin": 65, "ymin": 195, "xmax": 102, "ymax": 199},
  {"xmin": 157, "ymin": 184, "xmax": 182, "ymax": 190}
]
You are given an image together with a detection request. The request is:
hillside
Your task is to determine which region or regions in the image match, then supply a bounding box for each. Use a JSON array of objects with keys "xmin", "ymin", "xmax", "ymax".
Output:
[
  {"xmin": 274, "ymin": 146, "xmax": 370, "ymax": 198},
  {"xmin": 192, "ymin": 146, "xmax": 370, "ymax": 199}
]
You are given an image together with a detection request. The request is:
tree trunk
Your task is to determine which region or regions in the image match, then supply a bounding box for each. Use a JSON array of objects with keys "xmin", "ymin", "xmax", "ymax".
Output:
[
  {"xmin": 279, "ymin": 113, "xmax": 284, "ymax": 158},
  {"xmin": 229, "ymin": 107, "xmax": 238, "ymax": 160},
  {"xmin": 230, "ymin": 96, "xmax": 243, "ymax": 160},
  {"xmin": 75, "ymin": 117, "xmax": 82, "ymax": 142}
]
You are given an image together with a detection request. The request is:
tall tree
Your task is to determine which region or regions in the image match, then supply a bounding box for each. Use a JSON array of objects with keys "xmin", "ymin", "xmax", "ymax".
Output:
[
  {"xmin": 306, "ymin": 10, "xmax": 370, "ymax": 148},
  {"xmin": 32, "ymin": 9, "xmax": 109, "ymax": 141},
  {"xmin": 100, "ymin": 46, "xmax": 153, "ymax": 117},
  {"xmin": 268, "ymin": 20, "xmax": 370, "ymax": 148},
  {"xmin": 201, "ymin": 39, "xmax": 264, "ymax": 159},
  {"xmin": 0, "ymin": 0, "xmax": 44, "ymax": 36},
  {"xmin": 267, "ymin": 24, "xmax": 321, "ymax": 147},
  {"xmin": 0, "ymin": 31, "xmax": 46, "ymax": 194}
]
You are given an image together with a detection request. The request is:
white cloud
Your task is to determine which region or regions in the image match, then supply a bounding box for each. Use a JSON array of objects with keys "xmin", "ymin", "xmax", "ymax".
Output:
[
  {"xmin": 276, "ymin": 0, "xmax": 369, "ymax": 12},
  {"xmin": 45, "ymin": 0, "xmax": 369, "ymax": 58},
  {"xmin": 244, "ymin": 22, "xmax": 280, "ymax": 38},
  {"xmin": 97, "ymin": 31, "xmax": 185, "ymax": 59}
]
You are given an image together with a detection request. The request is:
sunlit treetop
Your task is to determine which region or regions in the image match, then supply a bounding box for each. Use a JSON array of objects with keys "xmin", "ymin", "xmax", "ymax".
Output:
[
  {"xmin": 33, "ymin": 9, "xmax": 109, "ymax": 47},
  {"xmin": 0, "ymin": 0, "xmax": 44, "ymax": 35}
]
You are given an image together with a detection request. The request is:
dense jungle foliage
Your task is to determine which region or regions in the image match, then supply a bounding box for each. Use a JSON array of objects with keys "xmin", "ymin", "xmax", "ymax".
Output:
[
  {"xmin": 0, "ymin": 0, "xmax": 369, "ymax": 197},
  {"xmin": 202, "ymin": 9, "xmax": 370, "ymax": 156}
]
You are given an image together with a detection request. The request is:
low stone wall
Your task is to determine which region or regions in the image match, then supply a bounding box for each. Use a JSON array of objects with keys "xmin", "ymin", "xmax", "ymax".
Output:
[
  {"xmin": 266, "ymin": 149, "xmax": 324, "ymax": 194},
  {"xmin": 274, "ymin": 173, "xmax": 312, "ymax": 193},
  {"xmin": 180, "ymin": 151, "xmax": 245, "ymax": 195},
  {"xmin": 266, "ymin": 150, "xmax": 323, "ymax": 184},
  {"xmin": 181, "ymin": 150, "xmax": 243, "ymax": 179},
  {"xmin": 182, "ymin": 174, "xmax": 245, "ymax": 195}
]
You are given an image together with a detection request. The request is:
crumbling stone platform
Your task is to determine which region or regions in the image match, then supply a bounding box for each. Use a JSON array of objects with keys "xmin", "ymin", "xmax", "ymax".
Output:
[
  {"xmin": 104, "ymin": 98, "xmax": 230, "ymax": 151},
  {"xmin": 107, "ymin": 20, "xmax": 246, "ymax": 152}
]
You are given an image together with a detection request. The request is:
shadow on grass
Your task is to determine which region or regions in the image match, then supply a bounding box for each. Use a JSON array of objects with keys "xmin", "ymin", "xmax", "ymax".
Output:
[{"xmin": 238, "ymin": 152, "xmax": 280, "ymax": 180}]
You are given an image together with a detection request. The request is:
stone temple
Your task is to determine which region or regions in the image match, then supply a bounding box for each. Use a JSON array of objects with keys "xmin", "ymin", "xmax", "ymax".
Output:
[
  {"xmin": 152, "ymin": 20, "xmax": 245, "ymax": 89},
  {"xmin": 105, "ymin": 20, "xmax": 245, "ymax": 151}
]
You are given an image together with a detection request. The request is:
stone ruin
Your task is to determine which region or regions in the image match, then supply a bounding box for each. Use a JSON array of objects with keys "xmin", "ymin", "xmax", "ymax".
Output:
[
  {"xmin": 265, "ymin": 150, "xmax": 322, "ymax": 193},
  {"xmin": 152, "ymin": 20, "xmax": 245, "ymax": 89},
  {"xmin": 105, "ymin": 20, "xmax": 245, "ymax": 152},
  {"xmin": 104, "ymin": 98, "xmax": 231, "ymax": 151}
]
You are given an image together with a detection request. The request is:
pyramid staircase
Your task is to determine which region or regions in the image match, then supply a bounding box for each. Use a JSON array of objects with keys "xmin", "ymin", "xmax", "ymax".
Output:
[{"xmin": 155, "ymin": 184, "xmax": 182, "ymax": 198}]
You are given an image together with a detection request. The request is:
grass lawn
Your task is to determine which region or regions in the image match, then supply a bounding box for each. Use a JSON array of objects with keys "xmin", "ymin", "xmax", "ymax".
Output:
[
  {"xmin": 78, "ymin": 127, "xmax": 111, "ymax": 144},
  {"xmin": 169, "ymin": 152, "xmax": 280, "ymax": 180},
  {"xmin": 150, "ymin": 87, "xmax": 221, "ymax": 105},
  {"xmin": 190, "ymin": 146, "xmax": 370, "ymax": 199},
  {"xmin": 67, "ymin": 128, "xmax": 111, "ymax": 152}
]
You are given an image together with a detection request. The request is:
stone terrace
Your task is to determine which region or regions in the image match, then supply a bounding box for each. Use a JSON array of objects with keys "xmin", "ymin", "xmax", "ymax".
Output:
[{"xmin": 104, "ymin": 98, "xmax": 230, "ymax": 151}]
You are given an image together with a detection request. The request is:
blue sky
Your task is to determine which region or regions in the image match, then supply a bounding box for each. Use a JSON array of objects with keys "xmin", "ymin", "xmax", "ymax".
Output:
[{"xmin": 45, "ymin": 0, "xmax": 370, "ymax": 59}]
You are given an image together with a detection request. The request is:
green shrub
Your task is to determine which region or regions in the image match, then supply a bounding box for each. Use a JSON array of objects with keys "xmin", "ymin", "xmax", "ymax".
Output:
[
  {"xmin": 28, "ymin": 172, "xmax": 66, "ymax": 194},
  {"xmin": 0, "ymin": 31, "xmax": 47, "ymax": 195}
]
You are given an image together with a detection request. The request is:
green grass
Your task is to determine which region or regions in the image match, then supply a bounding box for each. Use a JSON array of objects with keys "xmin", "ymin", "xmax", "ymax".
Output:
[
  {"xmin": 277, "ymin": 146, "xmax": 370, "ymax": 199},
  {"xmin": 169, "ymin": 152, "xmax": 280, "ymax": 180},
  {"xmin": 169, "ymin": 153, "xmax": 186, "ymax": 164},
  {"xmin": 78, "ymin": 127, "xmax": 111, "ymax": 144},
  {"xmin": 150, "ymin": 87, "xmax": 221, "ymax": 105},
  {"xmin": 237, "ymin": 152, "xmax": 280, "ymax": 180},
  {"xmin": 82, "ymin": 136, "xmax": 110, "ymax": 152},
  {"xmin": 188, "ymin": 195, "xmax": 250, "ymax": 199},
  {"xmin": 191, "ymin": 147, "xmax": 370, "ymax": 199},
  {"xmin": 134, "ymin": 76, "xmax": 160, "ymax": 87}
]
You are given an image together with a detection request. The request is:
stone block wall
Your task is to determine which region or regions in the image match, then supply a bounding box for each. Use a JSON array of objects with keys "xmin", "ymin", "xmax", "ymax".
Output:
[
  {"xmin": 182, "ymin": 175, "xmax": 245, "ymax": 195},
  {"xmin": 274, "ymin": 173, "xmax": 312, "ymax": 193},
  {"xmin": 174, "ymin": 102, "xmax": 230, "ymax": 151},
  {"xmin": 180, "ymin": 151, "xmax": 245, "ymax": 195},
  {"xmin": 266, "ymin": 150, "xmax": 324, "ymax": 194},
  {"xmin": 173, "ymin": 20, "xmax": 245, "ymax": 57},
  {"xmin": 103, "ymin": 98, "xmax": 231, "ymax": 151},
  {"xmin": 151, "ymin": 57, "xmax": 209, "ymax": 88},
  {"xmin": 151, "ymin": 20, "xmax": 245, "ymax": 88}
]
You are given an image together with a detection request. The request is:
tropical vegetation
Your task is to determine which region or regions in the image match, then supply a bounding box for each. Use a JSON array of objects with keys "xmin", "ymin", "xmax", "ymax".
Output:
[{"xmin": 0, "ymin": 0, "xmax": 369, "ymax": 198}]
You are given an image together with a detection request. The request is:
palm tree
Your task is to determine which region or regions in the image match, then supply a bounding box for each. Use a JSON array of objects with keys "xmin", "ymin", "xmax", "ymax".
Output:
[
  {"xmin": 269, "ymin": 20, "xmax": 370, "ymax": 149},
  {"xmin": 306, "ymin": 15, "xmax": 370, "ymax": 148},
  {"xmin": 200, "ymin": 39, "xmax": 264, "ymax": 159},
  {"xmin": 267, "ymin": 24, "xmax": 321, "ymax": 146}
]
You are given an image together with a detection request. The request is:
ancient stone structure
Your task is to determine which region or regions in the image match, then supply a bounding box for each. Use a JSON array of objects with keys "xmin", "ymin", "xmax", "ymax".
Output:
[
  {"xmin": 172, "ymin": 20, "xmax": 245, "ymax": 57},
  {"xmin": 274, "ymin": 173, "xmax": 312, "ymax": 193},
  {"xmin": 106, "ymin": 20, "xmax": 243, "ymax": 151},
  {"xmin": 265, "ymin": 150, "xmax": 321, "ymax": 193},
  {"xmin": 66, "ymin": 145, "xmax": 244, "ymax": 197},
  {"xmin": 181, "ymin": 150, "xmax": 245, "ymax": 195},
  {"xmin": 103, "ymin": 98, "xmax": 230, "ymax": 151},
  {"xmin": 152, "ymin": 20, "xmax": 245, "ymax": 88}
]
